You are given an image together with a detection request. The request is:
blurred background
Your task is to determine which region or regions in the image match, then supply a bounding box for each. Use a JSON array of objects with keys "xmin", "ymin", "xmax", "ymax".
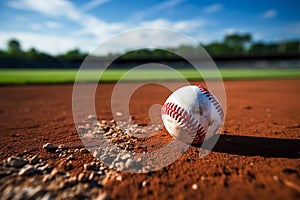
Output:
[{"xmin": 0, "ymin": 0, "xmax": 299, "ymax": 82}]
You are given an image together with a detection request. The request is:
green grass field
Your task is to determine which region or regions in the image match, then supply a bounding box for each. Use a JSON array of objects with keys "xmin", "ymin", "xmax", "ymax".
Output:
[{"xmin": 0, "ymin": 68, "xmax": 300, "ymax": 84}]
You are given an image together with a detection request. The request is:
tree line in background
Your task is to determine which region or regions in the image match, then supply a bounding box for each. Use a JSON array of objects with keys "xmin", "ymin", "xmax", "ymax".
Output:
[{"xmin": 0, "ymin": 33, "xmax": 299, "ymax": 60}]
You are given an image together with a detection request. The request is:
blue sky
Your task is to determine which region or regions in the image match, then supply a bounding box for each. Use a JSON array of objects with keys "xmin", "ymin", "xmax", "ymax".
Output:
[{"xmin": 0, "ymin": 0, "xmax": 299, "ymax": 55}]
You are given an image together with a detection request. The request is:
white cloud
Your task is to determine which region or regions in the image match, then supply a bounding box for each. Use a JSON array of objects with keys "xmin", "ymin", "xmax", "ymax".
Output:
[
  {"xmin": 262, "ymin": 9, "xmax": 277, "ymax": 19},
  {"xmin": 0, "ymin": 27, "xmax": 198, "ymax": 55},
  {"xmin": 194, "ymin": 30, "xmax": 225, "ymax": 44},
  {"xmin": 7, "ymin": 0, "xmax": 125, "ymax": 39},
  {"xmin": 7, "ymin": 0, "xmax": 80, "ymax": 20},
  {"xmin": 30, "ymin": 23, "xmax": 42, "ymax": 30},
  {"xmin": 5, "ymin": 0, "xmax": 208, "ymax": 55},
  {"xmin": 155, "ymin": 0, "xmax": 186, "ymax": 10},
  {"xmin": 141, "ymin": 18, "xmax": 206, "ymax": 33},
  {"xmin": 0, "ymin": 31, "xmax": 87, "ymax": 54},
  {"xmin": 132, "ymin": 0, "xmax": 186, "ymax": 20},
  {"xmin": 202, "ymin": 3, "xmax": 223, "ymax": 14},
  {"xmin": 7, "ymin": 0, "xmax": 205, "ymax": 39},
  {"xmin": 254, "ymin": 21, "xmax": 300, "ymax": 41},
  {"xmin": 29, "ymin": 21, "xmax": 61, "ymax": 31},
  {"xmin": 81, "ymin": 0, "xmax": 112, "ymax": 12},
  {"xmin": 46, "ymin": 21, "xmax": 61, "ymax": 29},
  {"xmin": 92, "ymin": 28, "xmax": 196, "ymax": 55},
  {"xmin": 73, "ymin": 15, "xmax": 126, "ymax": 40},
  {"xmin": 222, "ymin": 28, "xmax": 237, "ymax": 35}
]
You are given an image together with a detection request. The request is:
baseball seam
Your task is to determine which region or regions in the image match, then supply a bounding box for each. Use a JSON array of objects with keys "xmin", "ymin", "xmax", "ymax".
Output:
[
  {"xmin": 194, "ymin": 85, "xmax": 224, "ymax": 120},
  {"xmin": 161, "ymin": 102, "xmax": 206, "ymax": 144}
]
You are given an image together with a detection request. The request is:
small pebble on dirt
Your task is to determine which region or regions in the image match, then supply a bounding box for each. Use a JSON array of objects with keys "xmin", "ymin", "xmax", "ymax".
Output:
[
  {"xmin": 116, "ymin": 175, "xmax": 123, "ymax": 181},
  {"xmin": 77, "ymin": 172, "xmax": 88, "ymax": 182},
  {"xmin": 43, "ymin": 143, "xmax": 57, "ymax": 152},
  {"xmin": 96, "ymin": 193, "xmax": 109, "ymax": 200},
  {"xmin": 115, "ymin": 112, "xmax": 123, "ymax": 117},
  {"xmin": 7, "ymin": 157, "xmax": 27, "ymax": 168},
  {"xmin": 192, "ymin": 184, "xmax": 198, "ymax": 190},
  {"xmin": 242, "ymin": 105, "xmax": 252, "ymax": 110},
  {"xmin": 19, "ymin": 165, "xmax": 38, "ymax": 176},
  {"xmin": 88, "ymin": 115, "xmax": 98, "ymax": 120},
  {"xmin": 29, "ymin": 155, "xmax": 40, "ymax": 165},
  {"xmin": 142, "ymin": 180, "xmax": 148, "ymax": 187},
  {"xmin": 80, "ymin": 148, "xmax": 89, "ymax": 154},
  {"xmin": 58, "ymin": 144, "xmax": 67, "ymax": 150}
]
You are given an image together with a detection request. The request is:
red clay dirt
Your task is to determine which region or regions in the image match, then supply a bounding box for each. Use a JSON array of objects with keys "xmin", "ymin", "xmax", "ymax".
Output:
[{"xmin": 0, "ymin": 79, "xmax": 300, "ymax": 199}]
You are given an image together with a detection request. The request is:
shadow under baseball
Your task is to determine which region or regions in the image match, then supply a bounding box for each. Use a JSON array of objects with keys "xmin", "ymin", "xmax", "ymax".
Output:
[{"xmin": 200, "ymin": 134, "xmax": 300, "ymax": 159}]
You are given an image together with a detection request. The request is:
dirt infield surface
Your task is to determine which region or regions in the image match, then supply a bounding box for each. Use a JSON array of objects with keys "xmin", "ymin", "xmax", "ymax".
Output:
[{"xmin": 0, "ymin": 79, "xmax": 299, "ymax": 199}]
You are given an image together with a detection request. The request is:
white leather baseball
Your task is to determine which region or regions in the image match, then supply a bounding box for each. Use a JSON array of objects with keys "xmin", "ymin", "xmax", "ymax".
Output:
[{"xmin": 161, "ymin": 85, "xmax": 224, "ymax": 145}]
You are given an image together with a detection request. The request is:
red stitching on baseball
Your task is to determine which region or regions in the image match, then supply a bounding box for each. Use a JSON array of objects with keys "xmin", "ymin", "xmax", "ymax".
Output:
[
  {"xmin": 193, "ymin": 85, "xmax": 224, "ymax": 120},
  {"xmin": 161, "ymin": 102, "xmax": 206, "ymax": 144}
]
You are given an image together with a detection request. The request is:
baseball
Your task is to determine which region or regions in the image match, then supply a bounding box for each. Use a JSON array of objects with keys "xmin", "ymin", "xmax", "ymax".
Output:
[{"xmin": 161, "ymin": 84, "xmax": 224, "ymax": 145}]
